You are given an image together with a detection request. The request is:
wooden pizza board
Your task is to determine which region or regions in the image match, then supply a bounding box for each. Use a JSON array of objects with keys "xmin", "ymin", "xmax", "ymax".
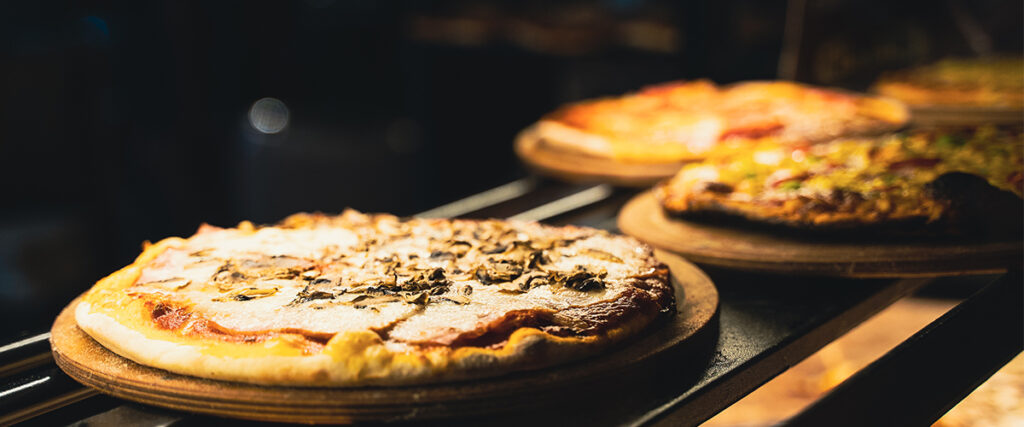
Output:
[
  {"xmin": 909, "ymin": 105, "xmax": 1023, "ymax": 127},
  {"xmin": 514, "ymin": 126, "xmax": 687, "ymax": 187},
  {"xmin": 51, "ymin": 251, "xmax": 718, "ymax": 424},
  {"xmin": 618, "ymin": 191, "xmax": 1023, "ymax": 278}
]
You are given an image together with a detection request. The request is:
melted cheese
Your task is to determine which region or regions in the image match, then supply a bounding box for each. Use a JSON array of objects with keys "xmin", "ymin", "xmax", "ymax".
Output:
[
  {"xmin": 112, "ymin": 212, "xmax": 663, "ymax": 350},
  {"xmin": 544, "ymin": 80, "xmax": 908, "ymax": 162}
]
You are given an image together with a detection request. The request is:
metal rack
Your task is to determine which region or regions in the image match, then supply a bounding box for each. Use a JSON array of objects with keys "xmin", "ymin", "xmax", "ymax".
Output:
[{"xmin": 1, "ymin": 178, "xmax": 1020, "ymax": 426}]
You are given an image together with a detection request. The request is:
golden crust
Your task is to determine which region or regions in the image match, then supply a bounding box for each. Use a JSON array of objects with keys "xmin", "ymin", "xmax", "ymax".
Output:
[
  {"xmin": 535, "ymin": 80, "xmax": 909, "ymax": 163},
  {"xmin": 76, "ymin": 212, "xmax": 673, "ymax": 386}
]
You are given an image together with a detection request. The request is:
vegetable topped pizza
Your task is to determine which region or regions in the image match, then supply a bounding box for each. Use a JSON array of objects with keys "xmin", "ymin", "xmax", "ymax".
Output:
[
  {"xmin": 656, "ymin": 126, "xmax": 1023, "ymax": 231},
  {"xmin": 74, "ymin": 211, "xmax": 675, "ymax": 386},
  {"xmin": 533, "ymin": 80, "xmax": 909, "ymax": 163}
]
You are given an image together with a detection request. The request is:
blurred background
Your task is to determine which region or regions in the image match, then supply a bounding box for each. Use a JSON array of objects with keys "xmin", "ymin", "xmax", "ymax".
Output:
[{"xmin": 1, "ymin": 0, "xmax": 1020, "ymax": 338}]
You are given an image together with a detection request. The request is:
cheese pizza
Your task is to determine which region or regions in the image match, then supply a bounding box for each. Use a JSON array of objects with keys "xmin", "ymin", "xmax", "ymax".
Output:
[
  {"xmin": 534, "ymin": 80, "xmax": 909, "ymax": 163},
  {"xmin": 74, "ymin": 211, "xmax": 674, "ymax": 386}
]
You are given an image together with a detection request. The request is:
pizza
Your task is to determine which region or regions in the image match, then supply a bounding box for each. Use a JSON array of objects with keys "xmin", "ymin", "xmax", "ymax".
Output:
[
  {"xmin": 655, "ymin": 126, "xmax": 1023, "ymax": 231},
  {"xmin": 873, "ymin": 57, "xmax": 1024, "ymax": 109},
  {"xmin": 533, "ymin": 80, "xmax": 909, "ymax": 163},
  {"xmin": 73, "ymin": 211, "xmax": 674, "ymax": 387}
]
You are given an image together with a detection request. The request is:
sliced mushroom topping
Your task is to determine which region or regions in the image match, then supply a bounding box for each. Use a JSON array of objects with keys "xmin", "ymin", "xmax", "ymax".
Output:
[
  {"xmin": 449, "ymin": 240, "xmax": 473, "ymax": 257},
  {"xmin": 396, "ymin": 267, "xmax": 451, "ymax": 294},
  {"xmin": 448, "ymin": 267, "xmax": 478, "ymax": 282},
  {"xmin": 443, "ymin": 295, "xmax": 471, "ymax": 305},
  {"xmin": 361, "ymin": 284, "xmax": 397, "ymax": 296},
  {"xmin": 288, "ymin": 286, "xmax": 337, "ymax": 305},
  {"xmin": 348, "ymin": 294, "xmax": 371, "ymax": 303},
  {"xmin": 212, "ymin": 261, "xmax": 248, "ymax": 287},
  {"xmin": 475, "ymin": 259, "xmax": 524, "ymax": 285},
  {"xmin": 577, "ymin": 249, "xmax": 623, "ymax": 263},
  {"xmin": 343, "ymin": 294, "xmax": 401, "ymax": 306},
  {"xmin": 560, "ymin": 265, "xmax": 607, "ymax": 292},
  {"xmin": 501, "ymin": 240, "xmax": 543, "ymax": 261},
  {"xmin": 526, "ymin": 250, "xmax": 550, "ymax": 269},
  {"xmin": 375, "ymin": 256, "xmax": 402, "ymax": 276},
  {"xmin": 498, "ymin": 271, "xmax": 550, "ymax": 294},
  {"xmin": 428, "ymin": 250, "xmax": 456, "ymax": 262},
  {"xmin": 214, "ymin": 286, "xmax": 279, "ymax": 302},
  {"xmin": 403, "ymin": 292, "xmax": 429, "ymax": 305}
]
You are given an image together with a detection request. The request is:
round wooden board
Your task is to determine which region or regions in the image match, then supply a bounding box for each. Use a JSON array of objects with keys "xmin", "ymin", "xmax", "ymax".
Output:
[
  {"xmin": 51, "ymin": 252, "xmax": 718, "ymax": 424},
  {"xmin": 909, "ymin": 105, "xmax": 1023, "ymax": 126},
  {"xmin": 513, "ymin": 126, "xmax": 686, "ymax": 187},
  {"xmin": 618, "ymin": 191, "xmax": 1023, "ymax": 278}
]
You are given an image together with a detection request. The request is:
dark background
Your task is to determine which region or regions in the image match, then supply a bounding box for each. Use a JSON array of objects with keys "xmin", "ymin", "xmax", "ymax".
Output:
[{"xmin": 1, "ymin": 0, "xmax": 1020, "ymax": 339}]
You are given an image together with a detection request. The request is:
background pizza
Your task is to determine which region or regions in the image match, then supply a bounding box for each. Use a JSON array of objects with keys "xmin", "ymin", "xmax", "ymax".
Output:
[
  {"xmin": 534, "ymin": 80, "xmax": 909, "ymax": 163},
  {"xmin": 873, "ymin": 57, "xmax": 1024, "ymax": 109},
  {"xmin": 655, "ymin": 126, "xmax": 1023, "ymax": 231}
]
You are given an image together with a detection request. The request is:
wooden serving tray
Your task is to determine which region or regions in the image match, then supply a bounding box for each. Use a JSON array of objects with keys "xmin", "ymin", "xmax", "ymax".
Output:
[
  {"xmin": 514, "ymin": 126, "xmax": 687, "ymax": 187},
  {"xmin": 51, "ymin": 251, "xmax": 718, "ymax": 424},
  {"xmin": 618, "ymin": 191, "xmax": 1023, "ymax": 278}
]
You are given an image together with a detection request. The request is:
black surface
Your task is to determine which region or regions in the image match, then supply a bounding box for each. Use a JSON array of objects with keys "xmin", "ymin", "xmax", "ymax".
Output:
[
  {"xmin": 0, "ymin": 365, "xmax": 92, "ymax": 420},
  {"xmin": 0, "ymin": 334, "xmax": 51, "ymax": 376},
  {"xmin": 20, "ymin": 395, "xmax": 121, "ymax": 427}
]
